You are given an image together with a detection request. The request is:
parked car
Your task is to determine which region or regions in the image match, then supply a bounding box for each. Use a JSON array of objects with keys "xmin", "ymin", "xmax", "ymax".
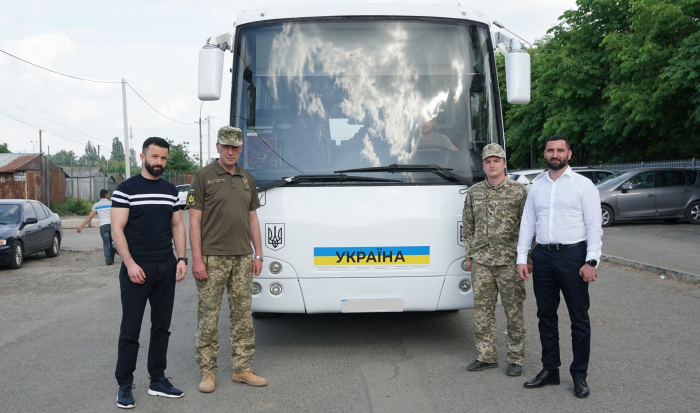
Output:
[
  {"xmin": 508, "ymin": 169, "xmax": 545, "ymax": 185},
  {"xmin": 596, "ymin": 168, "xmax": 700, "ymax": 227},
  {"xmin": 527, "ymin": 167, "xmax": 615, "ymax": 189},
  {"xmin": 0, "ymin": 199, "xmax": 63, "ymax": 269},
  {"xmin": 176, "ymin": 184, "xmax": 190, "ymax": 209}
]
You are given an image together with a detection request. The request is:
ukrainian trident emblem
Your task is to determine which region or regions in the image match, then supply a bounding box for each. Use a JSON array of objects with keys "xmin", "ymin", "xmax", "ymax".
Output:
[{"xmin": 265, "ymin": 223, "xmax": 285, "ymax": 250}]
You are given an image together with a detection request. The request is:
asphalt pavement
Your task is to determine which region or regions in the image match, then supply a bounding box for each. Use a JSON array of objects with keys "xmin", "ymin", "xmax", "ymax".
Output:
[{"xmin": 0, "ymin": 214, "xmax": 698, "ymax": 412}]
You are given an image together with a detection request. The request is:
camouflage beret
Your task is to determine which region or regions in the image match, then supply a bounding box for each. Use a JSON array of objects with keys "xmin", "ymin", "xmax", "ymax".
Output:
[
  {"xmin": 481, "ymin": 143, "xmax": 506, "ymax": 160},
  {"xmin": 217, "ymin": 126, "xmax": 243, "ymax": 147}
]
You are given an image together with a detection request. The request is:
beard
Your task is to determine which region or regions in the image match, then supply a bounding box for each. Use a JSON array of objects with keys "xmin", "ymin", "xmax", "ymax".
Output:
[
  {"xmin": 546, "ymin": 156, "xmax": 569, "ymax": 171},
  {"xmin": 145, "ymin": 160, "xmax": 165, "ymax": 177}
]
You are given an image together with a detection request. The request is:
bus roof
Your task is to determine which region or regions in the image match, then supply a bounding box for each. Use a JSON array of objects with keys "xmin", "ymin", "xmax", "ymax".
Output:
[{"xmin": 234, "ymin": 3, "xmax": 491, "ymax": 27}]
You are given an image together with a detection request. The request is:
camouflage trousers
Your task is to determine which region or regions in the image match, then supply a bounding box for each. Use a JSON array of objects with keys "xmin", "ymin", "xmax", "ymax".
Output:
[
  {"xmin": 472, "ymin": 261, "xmax": 526, "ymax": 365},
  {"xmin": 195, "ymin": 255, "xmax": 255, "ymax": 375}
]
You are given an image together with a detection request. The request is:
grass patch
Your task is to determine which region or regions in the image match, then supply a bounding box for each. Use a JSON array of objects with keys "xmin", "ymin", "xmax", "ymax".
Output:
[{"xmin": 51, "ymin": 197, "xmax": 93, "ymax": 216}]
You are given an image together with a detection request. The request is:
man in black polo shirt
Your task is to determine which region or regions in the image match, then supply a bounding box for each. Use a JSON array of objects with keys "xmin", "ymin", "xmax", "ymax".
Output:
[{"xmin": 111, "ymin": 137, "xmax": 188, "ymax": 409}]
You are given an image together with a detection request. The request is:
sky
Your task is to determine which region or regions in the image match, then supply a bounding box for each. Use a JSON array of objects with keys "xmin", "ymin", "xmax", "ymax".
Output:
[{"xmin": 0, "ymin": 0, "xmax": 578, "ymax": 165}]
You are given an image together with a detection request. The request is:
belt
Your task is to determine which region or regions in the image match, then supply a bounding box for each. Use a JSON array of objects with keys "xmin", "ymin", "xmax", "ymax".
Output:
[{"xmin": 538, "ymin": 240, "xmax": 587, "ymax": 251}]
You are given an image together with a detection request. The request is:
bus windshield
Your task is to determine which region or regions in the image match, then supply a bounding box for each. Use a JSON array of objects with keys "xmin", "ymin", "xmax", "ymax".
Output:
[{"xmin": 231, "ymin": 19, "xmax": 501, "ymax": 184}]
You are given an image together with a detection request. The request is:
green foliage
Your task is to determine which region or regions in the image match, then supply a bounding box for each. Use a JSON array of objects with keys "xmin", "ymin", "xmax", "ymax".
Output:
[
  {"xmin": 49, "ymin": 149, "xmax": 76, "ymax": 166},
  {"xmin": 79, "ymin": 141, "xmax": 99, "ymax": 164},
  {"xmin": 501, "ymin": 0, "xmax": 700, "ymax": 168},
  {"xmin": 0, "ymin": 142, "xmax": 9, "ymax": 153},
  {"xmin": 111, "ymin": 137, "xmax": 125, "ymax": 162},
  {"xmin": 50, "ymin": 197, "xmax": 93, "ymax": 216},
  {"xmin": 165, "ymin": 140, "xmax": 198, "ymax": 174}
]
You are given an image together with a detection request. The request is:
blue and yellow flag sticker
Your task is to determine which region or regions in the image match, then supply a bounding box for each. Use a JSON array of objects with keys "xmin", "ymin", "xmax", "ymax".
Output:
[{"xmin": 314, "ymin": 246, "xmax": 430, "ymax": 266}]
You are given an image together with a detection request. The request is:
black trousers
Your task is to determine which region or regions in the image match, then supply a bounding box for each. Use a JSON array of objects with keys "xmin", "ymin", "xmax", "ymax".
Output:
[
  {"xmin": 115, "ymin": 256, "xmax": 176, "ymax": 386},
  {"xmin": 532, "ymin": 243, "xmax": 590, "ymax": 379}
]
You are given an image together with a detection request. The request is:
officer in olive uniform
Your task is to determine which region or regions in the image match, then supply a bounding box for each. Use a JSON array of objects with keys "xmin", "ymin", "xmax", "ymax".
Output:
[
  {"xmin": 462, "ymin": 143, "xmax": 531, "ymax": 377},
  {"xmin": 188, "ymin": 126, "xmax": 267, "ymax": 392}
]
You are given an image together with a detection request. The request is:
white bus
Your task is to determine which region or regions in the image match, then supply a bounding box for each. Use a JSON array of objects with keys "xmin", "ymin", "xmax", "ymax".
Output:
[{"xmin": 198, "ymin": 2, "xmax": 530, "ymax": 316}]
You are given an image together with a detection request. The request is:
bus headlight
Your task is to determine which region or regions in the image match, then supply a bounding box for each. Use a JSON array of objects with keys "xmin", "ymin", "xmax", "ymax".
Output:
[
  {"xmin": 252, "ymin": 282, "xmax": 261, "ymax": 295},
  {"xmin": 270, "ymin": 282, "xmax": 283, "ymax": 296},
  {"xmin": 459, "ymin": 279, "xmax": 472, "ymax": 292},
  {"xmin": 269, "ymin": 261, "xmax": 282, "ymax": 274}
]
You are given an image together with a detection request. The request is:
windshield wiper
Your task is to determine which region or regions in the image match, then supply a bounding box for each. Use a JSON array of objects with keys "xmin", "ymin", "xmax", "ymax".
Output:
[
  {"xmin": 258, "ymin": 174, "xmax": 402, "ymax": 192},
  {"xmin": 335, "ymin": 164, "xmax": 473, "ymax": 186}
]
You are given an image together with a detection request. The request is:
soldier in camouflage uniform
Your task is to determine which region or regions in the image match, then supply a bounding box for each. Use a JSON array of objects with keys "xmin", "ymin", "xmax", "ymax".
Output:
[
  {"xmin": 462, "ymin": 143, "xmax": 531, "ymax": 377},
  {"xmin": 188, "ymin": 126, "xmax": 267, "ymax": 392}
]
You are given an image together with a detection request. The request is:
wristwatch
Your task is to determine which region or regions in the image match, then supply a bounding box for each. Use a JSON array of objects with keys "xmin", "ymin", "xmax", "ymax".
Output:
[
  {"xmin": 585, "ymin": 259, "xmax": 598, "ymax": 268},
  {"xmin": 254, "ymin": 255, "xmax": 263, "ymax": 262},
  {"xmin": 178, "ymin": 257, "xmax": 188, "ymax": 265}
]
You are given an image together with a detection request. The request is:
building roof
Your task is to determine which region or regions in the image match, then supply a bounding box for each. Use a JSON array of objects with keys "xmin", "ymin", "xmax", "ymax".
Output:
[
  {"xmin": 62, "ymin": 166, "xmax": 111, "ymax": 178},
  {"xmin": 0, "ymin": 153, "xmax": 40, "ymax": 173}
]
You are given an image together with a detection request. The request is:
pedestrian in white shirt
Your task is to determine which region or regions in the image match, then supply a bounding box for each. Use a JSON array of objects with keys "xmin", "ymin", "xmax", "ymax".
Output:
[
  {"xmin": 77, "ymin": 189, "xmax": 116, "ymax": 265},
  {"xmin": 516, "ymin": 135, "xmax": 603, "ymax": 399}
]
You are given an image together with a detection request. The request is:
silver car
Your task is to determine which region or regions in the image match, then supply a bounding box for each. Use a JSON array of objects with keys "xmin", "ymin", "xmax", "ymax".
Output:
[{"xmin": 596, "ymin": 168, "xmax": 700, "ymax": 227}]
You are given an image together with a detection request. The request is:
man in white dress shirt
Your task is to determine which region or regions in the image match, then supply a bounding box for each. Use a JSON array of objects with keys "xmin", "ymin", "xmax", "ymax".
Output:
[{"xmin": 516, "ymin": 135, "xmax": 603, "ymax": 399}]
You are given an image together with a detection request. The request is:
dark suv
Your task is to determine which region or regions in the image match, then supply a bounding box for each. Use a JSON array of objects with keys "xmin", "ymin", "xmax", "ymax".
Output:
[{"xmin": 596, "ymin": 168, "xmax": 700, "ymax": 227}]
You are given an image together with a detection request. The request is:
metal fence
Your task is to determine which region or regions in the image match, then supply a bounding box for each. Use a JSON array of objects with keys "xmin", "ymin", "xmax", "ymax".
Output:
[{"xmin": 587, "ymin": 158, "xmax": 698, "ymax": 171}]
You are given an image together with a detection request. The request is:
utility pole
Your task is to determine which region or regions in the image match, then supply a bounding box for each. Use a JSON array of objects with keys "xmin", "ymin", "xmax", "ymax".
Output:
[
  {"xmin": 122, "ymin": 79, "xmax": 131, "ymax": 178},
  {"xmin": 47, "ymin": 146, "xmax": 51, "ymax": 208},
  {"xmin": 130, "ymin": 127, "xmax": 134, "ymax": 170},
  {"xmin": 199, "ymin": 118, "xmax": 203, "ymax": 168},
  {"xmin": 39, "ymin": 130, "xmax": 45, "ymax": 204},
  {"xmin": 207, "ymin": 116, "xmax": 211, "ymax": 163}
]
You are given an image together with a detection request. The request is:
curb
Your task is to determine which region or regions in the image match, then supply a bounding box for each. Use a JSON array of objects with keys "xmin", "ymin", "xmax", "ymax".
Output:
[
  {"xmin": 61, "ymin": 218, "xmax": 100, "ymax": 229},
  {"xmin": 602, "ymin": 254, "xmax": 700, "ymax": 283}
]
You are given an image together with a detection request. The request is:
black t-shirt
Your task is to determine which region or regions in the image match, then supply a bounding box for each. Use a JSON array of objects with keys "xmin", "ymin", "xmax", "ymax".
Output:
[{"xmin": 112, "ymin": 174, "xmax": 180, "ymax": 262}]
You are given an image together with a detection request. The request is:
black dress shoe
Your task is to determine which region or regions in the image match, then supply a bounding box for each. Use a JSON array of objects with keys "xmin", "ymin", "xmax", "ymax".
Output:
[
  {"xmin": 573, "ymin": 377, "xmax": 590, "ymax": 398},
  {"xmin": 506, "ymin": 364, "xmax": 522, "ymax": 376},
  {"xmin": 523, "ymin": 369, "xmax": 560, "ymax": 388},
  {"xmin": 467, "ymin": 360, "xmax": 498, "ymax": 371}
]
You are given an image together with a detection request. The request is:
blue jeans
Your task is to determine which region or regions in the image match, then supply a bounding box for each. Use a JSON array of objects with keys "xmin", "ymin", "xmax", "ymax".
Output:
[{"xmin": 100, "ymin": 224, "xmax": 116, "ymax": 261}]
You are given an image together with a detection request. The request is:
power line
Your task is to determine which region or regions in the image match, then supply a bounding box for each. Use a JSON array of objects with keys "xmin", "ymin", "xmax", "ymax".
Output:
[
  {"xmin": 0, "ymin": 109, "xmax": 90, "ymax": 146},
  {"xmin": 0, "ymin": 95, "xmax": 111, "ymax": 144},
  {"xmin": 125, "ymin": 82, "xmax": 196, "ymax": 125},
  {"xmin": 1, "ymin": 48, "xmax": 198, "ymax": 125},
  {"xmin": 0, "ymin": 49, "xmax": 122, "ymax": 84}
]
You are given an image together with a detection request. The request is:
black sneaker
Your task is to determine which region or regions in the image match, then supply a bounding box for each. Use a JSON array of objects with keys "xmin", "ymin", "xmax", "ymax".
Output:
[
  {"xmin": 148, "ymin": 377, "xmax": 184, "ymax": 398},
  {"xmin": 106, "ymin": 259, "xmax": 114, "ymax": 265},
  {"xmin": 116, "ymin": 384, "xmax": 135, "ymax": 409}
]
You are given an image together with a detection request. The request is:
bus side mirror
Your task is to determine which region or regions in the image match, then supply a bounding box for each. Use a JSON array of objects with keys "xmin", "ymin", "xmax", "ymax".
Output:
[
  {"xmin": 198, "ymin": 44, "xmax": 225, "ymax": 101},
  {"xmin": 505, "ymin": 49, "xmax": 530, "ymax": 104}
]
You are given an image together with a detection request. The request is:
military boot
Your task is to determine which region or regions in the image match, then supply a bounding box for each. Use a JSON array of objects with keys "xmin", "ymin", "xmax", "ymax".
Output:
[
  {"xmin": 199, "ymin": 374, "xmax": 216, "ymax": 393},
  {"xmin": 232, "ymin": 370, "xmax": 268, "ymax": 387}
]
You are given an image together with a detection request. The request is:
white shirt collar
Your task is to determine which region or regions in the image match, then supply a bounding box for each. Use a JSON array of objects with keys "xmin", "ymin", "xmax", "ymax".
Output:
[{"xmin": 546, "ymin": 165, "xmax": 572, "ymax": 182}]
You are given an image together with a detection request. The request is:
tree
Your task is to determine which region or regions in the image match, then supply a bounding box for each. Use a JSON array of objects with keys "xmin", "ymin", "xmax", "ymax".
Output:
[
  {"xmin": 165, "ymin": 140, "xmax": 198, "ymax": 174},
  {"xmin": 110, "ymin": 137, "xmax": 125, "ymax": 162},
  {"xmin": 129, "ymin": 148, "xmax": 139, "ymax": 168},
  {"xmin": 0, "ymin": 143, "xmax": 9, "ymax": 153},
  {"xmin": 49, "ymin": 149, "xmax": 76, "ymax": 166},
  {"xmin": 500, "ymin": 0, "xmax": 700, "ymax": 166},
  {"xmin": 602, "ymin": 0, "xmax": 700, "ymax": 161},
  {"xmin": 79, "ymin": 141, "xmax": 99, "ymax": 164},
  {"xmin": 500, "ymin": 0, "xmax": 632, "ymax": 168}
]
